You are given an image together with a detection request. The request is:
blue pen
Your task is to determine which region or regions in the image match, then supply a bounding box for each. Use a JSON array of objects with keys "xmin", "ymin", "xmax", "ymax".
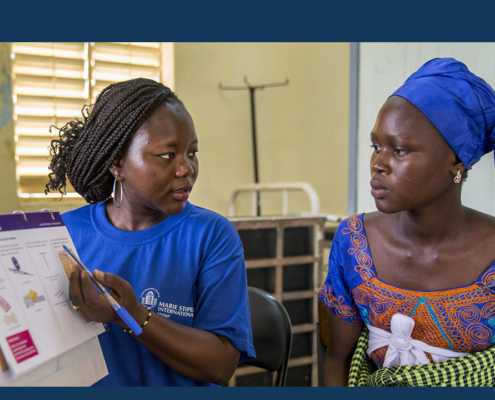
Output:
[{"xmin": 62, "ymin": 245, "xmax": 142, "ymax": 335}]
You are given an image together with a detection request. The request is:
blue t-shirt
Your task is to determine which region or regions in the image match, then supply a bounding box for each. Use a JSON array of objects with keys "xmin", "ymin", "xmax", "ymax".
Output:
[{"xmin": 62, "ymin": 201, "xmax": 255, "ymax": 386}]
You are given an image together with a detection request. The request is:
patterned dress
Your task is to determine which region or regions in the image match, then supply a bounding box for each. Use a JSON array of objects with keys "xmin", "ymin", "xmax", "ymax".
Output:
[{"xmin": 318, "ymin": 214, "xmax": 495, "ymax": 367}]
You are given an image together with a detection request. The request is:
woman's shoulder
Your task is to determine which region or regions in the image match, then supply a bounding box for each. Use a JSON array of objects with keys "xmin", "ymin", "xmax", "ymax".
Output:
[
  {"xmin": 187, "ymin": 205, "xmax": 244, "ymax": 268},
  {"xmin": 61, "ymin": 203, "xmax": 95, "ymax": 226},
  {"xmin": 188, "ymin": 205, "xmax": 236, "ymax": 231},
  {"xmin": 361, "ymin": 211, "xmax": 399, "ymax": 242},
  {"xmin": 332, "ymin": 213, "xmax": 369, "ymax": 249},
  {"xmin": 60, "ymin": 203, "xmax": 99, "ymax": 245},
  {"xmin": 362, "ymin": 210, "xmax": 395, "ymax": 228},
  {"xmin": 465, "ymin": 207, "xmax": 495, "ymax": 246},
  {"xmin": 335, "ymin": 211, "xmax": 392, "ymax": 239},
  {"xmin": 326, "ymin": 214, "xmax": 375, "ymax": 289},
  {"xmin": 466, "ymin": 207, "xmax": 495, "ymax": 228},
  {"xmin": 187, "ymin": 204, "xmax": 241, "ymax": 248}
]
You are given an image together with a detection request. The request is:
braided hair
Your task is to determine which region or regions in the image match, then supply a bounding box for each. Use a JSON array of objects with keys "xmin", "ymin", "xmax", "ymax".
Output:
[{"xmin": 45, "ymin": 78, "xmax": 182, "ymax": 203}]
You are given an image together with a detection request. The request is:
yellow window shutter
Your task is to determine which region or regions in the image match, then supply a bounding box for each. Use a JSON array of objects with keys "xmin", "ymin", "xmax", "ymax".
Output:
[{"xmin": 12, "ymin": 42, "xmax": 162, "ymax": 202}]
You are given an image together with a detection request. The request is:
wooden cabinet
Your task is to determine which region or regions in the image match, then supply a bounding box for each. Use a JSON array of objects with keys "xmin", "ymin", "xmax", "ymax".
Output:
[{"xmin": 228, "ymin": 215, "xmax": 327, "ymax": 387}]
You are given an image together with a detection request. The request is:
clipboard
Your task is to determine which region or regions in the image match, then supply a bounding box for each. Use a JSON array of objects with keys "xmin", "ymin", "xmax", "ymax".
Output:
[{"xmin": 0, "ymin": 209, "xmax": 108, "ymax": 386}]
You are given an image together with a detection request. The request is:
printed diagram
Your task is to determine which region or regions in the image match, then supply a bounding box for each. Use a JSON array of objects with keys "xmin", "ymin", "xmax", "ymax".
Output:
[
  {"xmin": 0, "ymin": 214, "xmax": 109, "ymax": 381},
  {"xmin": 9, "ymin": 257, "xmax": 35, "ymax": 277},
  {"xmin": 54, "ymin": 289, "xmax": 69, "ymax": 300},
  {"xmin": 57, "ymin": 250, "xmax": 74, "ymax": 279},
  {"xmin": 23, "ymin": 290, "xmax": 45, "ymax": 308},
  {"xmin": 4, "ymin": 313, "xmax": 17, "ymax": 326},
  {"xmin": 39, "ymin": 252, "xmax": 51, "ymax": 273},
  {"xmin": 0, "ymin": 296, "xmax": 11, "ymax": 313}
]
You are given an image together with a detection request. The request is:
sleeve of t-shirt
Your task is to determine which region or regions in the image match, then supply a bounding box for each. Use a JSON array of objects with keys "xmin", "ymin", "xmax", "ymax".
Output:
[
  {"xmin": 317, "ymin": 219, "xmax": 362, "ymax": 323},
  {"xmin": 192, "ymin": 218, "xmax": 256, "ymax": 363}
]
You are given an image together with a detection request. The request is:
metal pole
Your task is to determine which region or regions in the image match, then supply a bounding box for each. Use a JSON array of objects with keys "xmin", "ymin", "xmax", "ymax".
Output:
[
  {"xmin": 249, "ymin": 88, "xmax": 259, "ymax": 184},
  {"xmin": 249, "ymin": 87, "xmax": 261, "ymax": 216},
  {"xmin": 218, "ymin": 77, "xmax": 289, "ymax": 218}
]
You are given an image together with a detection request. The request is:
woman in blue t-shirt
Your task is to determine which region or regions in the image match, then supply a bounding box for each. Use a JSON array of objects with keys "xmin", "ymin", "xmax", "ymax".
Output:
[{"xmin": 45, "ymin": 78, "xmax": 255, "ymax": 386}]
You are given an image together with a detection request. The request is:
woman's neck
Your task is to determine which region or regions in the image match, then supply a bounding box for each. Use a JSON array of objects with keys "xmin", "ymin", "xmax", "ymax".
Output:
[
  {"xmin": 105, "ymin": 200, "xmax": 169, "ymax": 231},
  {"xmin": 396, "ymin": 195, "xmax": 466, "ymax": 245}
]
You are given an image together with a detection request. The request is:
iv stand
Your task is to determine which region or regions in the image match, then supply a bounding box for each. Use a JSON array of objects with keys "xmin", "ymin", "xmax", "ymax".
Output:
[{"xmin": 218, "ymin": 76, "xmax": 289, "ymax": 216}]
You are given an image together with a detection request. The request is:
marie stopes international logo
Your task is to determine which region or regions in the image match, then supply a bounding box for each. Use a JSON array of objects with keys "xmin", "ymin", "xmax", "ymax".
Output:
[
  {"xmin": 141, "ymin": 288, "xmax": 159, "ymax": 308},
  {"xmin": 140, "ymin": 288, "xmax": 194, "ymax": 319}
]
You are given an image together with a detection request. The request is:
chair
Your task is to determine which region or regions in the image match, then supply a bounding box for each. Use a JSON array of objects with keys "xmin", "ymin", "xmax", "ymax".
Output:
[{"xmin": 244, "ymin": 287, "xmax": 293, "ymax": 386}]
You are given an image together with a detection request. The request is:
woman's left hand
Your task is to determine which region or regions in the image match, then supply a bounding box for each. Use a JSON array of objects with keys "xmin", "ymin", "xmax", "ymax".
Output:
[{"xmin": 69, "ymin": 266, "xmax": 147, "ymax": 328}]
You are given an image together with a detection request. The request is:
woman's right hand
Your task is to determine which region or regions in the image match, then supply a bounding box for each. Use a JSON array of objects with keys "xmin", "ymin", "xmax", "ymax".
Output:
[{"xmin": 69, "ymin": 266, "xmax": 148, "ymax": 329}]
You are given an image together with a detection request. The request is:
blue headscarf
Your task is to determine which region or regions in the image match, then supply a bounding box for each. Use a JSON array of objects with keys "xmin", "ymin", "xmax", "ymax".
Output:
[{"xmin": 392, "ymin": 57, "xmax": 495, "ymax": 170}]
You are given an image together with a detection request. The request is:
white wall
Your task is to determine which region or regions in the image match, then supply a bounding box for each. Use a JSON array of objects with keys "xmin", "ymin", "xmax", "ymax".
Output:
[{"xmin": 357, "ymin": 43, "xmax": 495, "ymax": 215}]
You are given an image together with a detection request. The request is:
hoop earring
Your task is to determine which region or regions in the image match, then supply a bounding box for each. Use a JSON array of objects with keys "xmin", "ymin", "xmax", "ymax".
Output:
[
  {"xmin": 113, "ymin": 178, "xmax": 123, "ymax": 208},
  {"xmin": 454, "ymin": 169, "xmax": 462, "ymax": 184}
]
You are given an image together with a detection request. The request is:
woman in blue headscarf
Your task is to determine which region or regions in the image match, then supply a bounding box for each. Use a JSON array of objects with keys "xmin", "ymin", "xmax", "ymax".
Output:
[{"xmin": 319, "ymin": 58, "xmax": 495, "ymax": 386}]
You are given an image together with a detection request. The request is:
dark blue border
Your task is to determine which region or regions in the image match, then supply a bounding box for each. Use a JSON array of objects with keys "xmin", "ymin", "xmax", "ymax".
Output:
[
  {"xmin": 2, "ymin": 0, "xmax": 495, "ymax": 398},
  {"xmin": 1, "ymin": 386, "xmax": 490, "ymax": 399},
  {"xmin": 3, "ymin": 0, "xmax": 495, "ymax": 41}
]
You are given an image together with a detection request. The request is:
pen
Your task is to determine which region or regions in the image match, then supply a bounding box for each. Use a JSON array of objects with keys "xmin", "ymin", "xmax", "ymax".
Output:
[{"xmin": 62, "ymin": 245, "xmax": 143, "ymax": 335}]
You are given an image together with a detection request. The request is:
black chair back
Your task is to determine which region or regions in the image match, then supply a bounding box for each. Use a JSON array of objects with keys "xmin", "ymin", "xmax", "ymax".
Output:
[{"xmin": 244, "ymin": 287, "xmax": 292, "ymax": 386}]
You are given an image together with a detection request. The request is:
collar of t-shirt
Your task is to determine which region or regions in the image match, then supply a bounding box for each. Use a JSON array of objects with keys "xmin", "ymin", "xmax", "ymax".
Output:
[{"xmin": 92, "ymin": 200, "xmax": 194, "ymax": 245}]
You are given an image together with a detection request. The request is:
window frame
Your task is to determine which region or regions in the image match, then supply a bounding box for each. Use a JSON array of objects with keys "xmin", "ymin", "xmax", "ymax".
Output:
[{"xmin": 11, "ymin": 42, "xmax": 167, "ymax": 209}]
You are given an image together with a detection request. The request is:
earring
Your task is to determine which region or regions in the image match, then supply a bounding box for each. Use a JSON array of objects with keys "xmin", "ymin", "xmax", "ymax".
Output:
[
  {"xmin": 113, "ymin": 178, "xmax": 123, "ymax": 208},
  {"xmin": 454, "ymin": 169, "xmax": 462, "ymax": 184},
  {"xmin": 113, "ymin": 170, "xmax": 119, "ymax": 176}
]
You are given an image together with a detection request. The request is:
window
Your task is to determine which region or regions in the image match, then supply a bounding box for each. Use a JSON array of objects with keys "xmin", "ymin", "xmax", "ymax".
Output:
[{"xmin": 11, "ymin": 42, "xmax": 168, "ymax": 203}]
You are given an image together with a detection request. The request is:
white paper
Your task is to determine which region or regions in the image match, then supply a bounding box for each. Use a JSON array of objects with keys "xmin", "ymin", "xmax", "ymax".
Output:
[
  {"xmin": 0, "ymin": 212, "xmax": 107, "ymax": 386},
  {"xmin": 1, "ymin": 337, "xmax": 108, "ymax": 386}
]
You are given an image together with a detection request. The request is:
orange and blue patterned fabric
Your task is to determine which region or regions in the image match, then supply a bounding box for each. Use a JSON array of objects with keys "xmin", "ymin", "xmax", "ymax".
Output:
[{"xmin": 318, "ymin": 214, "xmax": 495, "ymax": 367}]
